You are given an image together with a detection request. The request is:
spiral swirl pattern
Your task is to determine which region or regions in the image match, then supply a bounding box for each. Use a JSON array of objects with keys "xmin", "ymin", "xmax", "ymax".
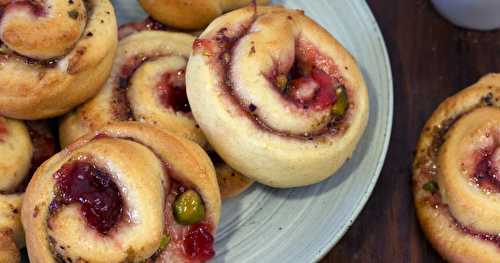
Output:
[
  {"xmin": 187, "ymin": 6, "xmax": 369, "ymax": 187},
  {"xmin": 0, "ymin": 117, "xmax": 57, "ymax": 262},
  {"xmin": 22, "ymin": 122, "xmax": 220, "ymax": 263},
  {"xmin": 138, "ymin": 0, "xmax": 269, "ymax": 30},
  {"xmin": 0, "ymin": 0, "xmax": 117, "ymax": 119},
  {"xmin": 60, "ymin": 28, "xmax": 197, "ymax": 145},
  {"xmin": 413, "ymin": 74, "xmax": 500, "ymax": 262},
  {"xmin": 60, "ymin": 25, "xmax": 253, "ymax": 199}
]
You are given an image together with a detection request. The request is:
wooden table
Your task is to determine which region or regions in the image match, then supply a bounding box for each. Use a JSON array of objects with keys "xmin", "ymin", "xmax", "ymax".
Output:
[{"xmin": 322, "ymin": 0, "xmax": 500, "ymax": 262}]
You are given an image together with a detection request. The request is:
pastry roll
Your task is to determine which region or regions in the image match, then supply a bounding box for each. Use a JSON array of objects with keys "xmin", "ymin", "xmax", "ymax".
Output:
[
  {"xmin": 187, "ymin": 6, "xmax": 369, "ymax": 187},
  {"xmin": 22, "ymin": 122, "xmax": 221, "ymax": 262},
  {"xmin": 0, "ymin": 118, "xmax": 57, "ymax": 262},
  {"xmin": 0, "ymin": 0, "xmax": 117, "ymax": 119},
  {"xmin": 413, "ymin": 74, "xmax": 500, "ymax": 262}
]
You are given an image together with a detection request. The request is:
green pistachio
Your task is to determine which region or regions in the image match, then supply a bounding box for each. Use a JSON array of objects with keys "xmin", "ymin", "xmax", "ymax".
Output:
[
  {"xmin": 173, "ymin": 190, "xmax": 205, "ymax": 225},
  {"xmin": 0, "ymin": 46, "xmax": 10, "ymax": 54},
  {"xmin": 331, "ymin": 85, "xmax": 348, "ymax": 116},
  {"xmin": 276, "ymin": 74, "xmax": 288, "ymax": 92},
  {"xmin": 422, "ymin": 180, "xmax": 439, "ymax": 194}
]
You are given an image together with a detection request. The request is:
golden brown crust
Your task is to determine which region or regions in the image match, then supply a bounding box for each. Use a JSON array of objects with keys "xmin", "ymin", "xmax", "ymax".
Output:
[
  {"xmin": 0, "ymin": 118, "xmax": 34, "ymax": 261},
  {"xmin": 215, "ymin": 162, "xmax": 253, "ymax": 199},
  {"xmin": 0, "ymin": 230, "xmax": 20, "ymax": 263},
  {"xmin": 138, "ymin": 0, "xmax": 269, "ymax": 30},
  {"xmin": 22, "ymin": 122, "xmax": 220, "ymax": 263},
  {"xmin": 413, "ymin": 74, "xmax": 500, "ymax": 262},
  {"xmin": 0, "ymin": 0, "xmax": 117, "ymax": 120},
  {"xmin": 187, "ymin": 6, "xmax": 369, "ymax": 187}
]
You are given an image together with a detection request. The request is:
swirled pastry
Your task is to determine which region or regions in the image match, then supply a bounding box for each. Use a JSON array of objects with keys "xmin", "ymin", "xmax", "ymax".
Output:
[
  {"xmin": 138, "ymin": 0, "xmax": 269, "ymax": 30},
  {"xmin": 22, "ymin": 122, "xmax": 221, "ymax": 262},
  {"xmin": 0, "ymin": 118, "xmax": 57, "ymax": 262},
  {"xmin": 0, "ymin": 0, "xmax": 117, "ymax": 119},
  {"xmin": 187, "ymin": 6, "xmax": 369, "ymax": 187},
  {"xmin": 60, "ymin": 24, "xmax": 253, "ymax": 198},
  {"xmin": 413, "ymin": 74, "xmax": 500, "ymax": 262}
]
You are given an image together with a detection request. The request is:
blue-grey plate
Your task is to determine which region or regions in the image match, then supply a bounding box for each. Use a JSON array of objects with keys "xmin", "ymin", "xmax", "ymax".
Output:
[{"xmin": 22, "ymin": 0, "xmax": 393, "ymax": 262}]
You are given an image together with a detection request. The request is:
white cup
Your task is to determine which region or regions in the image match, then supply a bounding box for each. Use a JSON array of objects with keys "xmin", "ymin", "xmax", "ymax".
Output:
[{"xmin": 431, "ymin": 0, "xmax": 500, "ymax": 30}]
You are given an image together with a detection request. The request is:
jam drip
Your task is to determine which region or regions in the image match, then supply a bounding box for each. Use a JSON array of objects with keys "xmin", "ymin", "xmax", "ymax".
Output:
[
  {"xmin": 183, "ymin": 224, "xmax": 215, "ymax": 261},
  {"xmin": 473, "ymin": 150, "xmax": 500, "ymax": 193},
  {"xmin": 52, "ymin": 160, "xmax": 123, "ymax": 234},
  {"xmin": 156, "ymin": 70, "xmax": 190, "ymax": 113}
]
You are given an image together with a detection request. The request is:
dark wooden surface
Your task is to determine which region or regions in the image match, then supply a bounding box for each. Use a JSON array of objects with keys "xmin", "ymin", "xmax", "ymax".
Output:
[{"xmin": 322, "ymin": 0, "xmax": 500, "ymax": 262}]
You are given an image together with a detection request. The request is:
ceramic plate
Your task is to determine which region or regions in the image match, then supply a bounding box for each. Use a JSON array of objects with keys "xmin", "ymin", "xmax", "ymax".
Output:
[{"xmin": 22, "ymin": 0, "xmax": 393, "ymax": 262}]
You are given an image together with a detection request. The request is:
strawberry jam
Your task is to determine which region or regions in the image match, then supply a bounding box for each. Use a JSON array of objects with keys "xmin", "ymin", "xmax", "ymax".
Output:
[
  {"xmin": 285, "ymin": 68, "xmax": 338, "ymax": 110},
  {"xmin": 1, "ymin": 1, "xmax": 46, "ymax": 18},
  {"xmin": 473, "ymin": 150, "xmax": 500, "ymax": 193},
  {"xmin": 183, "ymin": 223, "xmax": 215, "ymax": 261},
  {"xmin": 0, "ymin": 119, "xmax": 7, "ymax": 142},
  {"xmin": 156, "ymin": 70, "xmax": 191, "ymax": 113},
  {"xmin": 53, "ymin": 161, "xmax": 123, "ymax": 234}
]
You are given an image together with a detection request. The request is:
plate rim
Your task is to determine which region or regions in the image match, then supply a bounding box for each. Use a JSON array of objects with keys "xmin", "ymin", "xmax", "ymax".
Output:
[{"xmin": 312, "ymin": 1, "xmax": 393, "ymax": 262}]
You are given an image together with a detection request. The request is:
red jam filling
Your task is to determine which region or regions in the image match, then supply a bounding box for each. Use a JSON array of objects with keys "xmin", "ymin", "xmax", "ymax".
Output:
[
  {"xmin": 194, "ymin": 23, "xmax": 348, "ymax": 138},
  {"xmin": 473, "ymin": 150, "xmax": 500, "ymax": 193},
  {"xmin": 0, "ymin": 119, "xmax": 7, "ymax": 142},
  {"xmin": 156, "ymin": 70, "xmax": 190, "ymax": 113},
  {"xmin": 0, "ymin": 1, "xmax": 46, "ymax": 18},
  {"xmin": 456, "ymin": 218, "xmax": 500, "ymax": 247},
  {"xmin": 53, "ymin": 161, "xmax": 123, "ymax": 234},
  {"xmin": 284, "ymin": 67, "xmax": 338, "ymax": 110},
  {"xmin": 183, "ymin": 223, "xmax": 215, "ymax": 261}
]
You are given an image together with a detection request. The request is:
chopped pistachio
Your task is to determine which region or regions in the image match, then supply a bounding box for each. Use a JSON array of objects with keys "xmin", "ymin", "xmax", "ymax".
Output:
[
  {"xmin": 0, "ymin": 46, "xmax": 9, "ymax": 53},
  {"xmin": 173, "ymin": 190, "xmax": 205, "ymax": 225},
  {"xmin": 276, "ymin": 74, "xmax": 288, "ymax": 92},
  {"xmin": 331, "ymin": 85, "xmax": 348, "ymax": 116},
  {"xmin": 159, "ymin": 234, "xmax": 171, "ymax": 251},
  {"xmin": 423, "ymin": 180, "xmax": 439, "ymax": 193}
]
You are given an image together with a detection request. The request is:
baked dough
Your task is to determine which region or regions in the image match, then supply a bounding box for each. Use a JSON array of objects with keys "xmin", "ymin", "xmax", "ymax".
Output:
[
  {"xmin": 138, "ymin": 0, "xmax": 269, "ymax": 30},
  {"xmin": 0, "ymin": 0, "xmax": 117, "ymax": 119},
  {"xmin": 413, "ymin": 74, "xmax": 500, "ymax": 262},
  {"xmin": 23, "ymin": 122, "xmax": 221, "ymax": 262},
  {"xmin": 0, "ymin": 118, "xmax": 57, "ymax": 263},
  {"xmin": 187, "ymin": 6, "xmax": 369, "ymax": 187}
]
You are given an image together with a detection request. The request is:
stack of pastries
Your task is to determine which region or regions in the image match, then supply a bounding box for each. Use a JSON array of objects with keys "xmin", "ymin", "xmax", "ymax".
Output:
[{"xmin": 0, "ymin": 0, "xmax": 370, "ymax": 262}]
